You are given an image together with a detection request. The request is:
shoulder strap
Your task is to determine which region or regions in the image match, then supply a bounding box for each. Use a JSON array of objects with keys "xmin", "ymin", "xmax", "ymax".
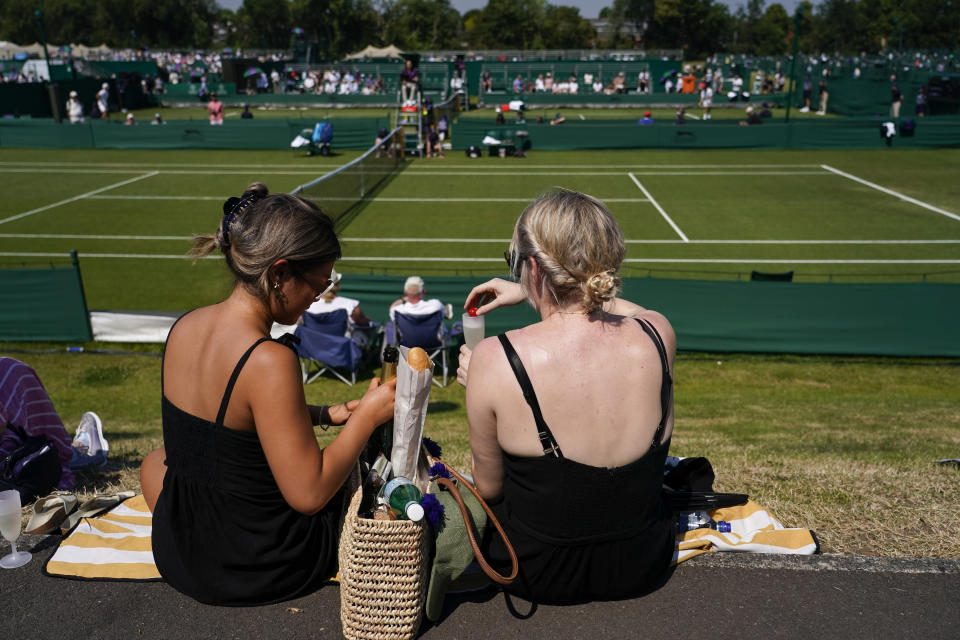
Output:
[
  {"xmin": 215, "ymin": 337, "xmax": 273, "ymax": 426},
  {"xmin": 497, "ymin": 334, "xmax": 562, "ymax": 458},
  {"xmin": 635, "ymin": 318, "xmax": 673, "ymax": 448}
]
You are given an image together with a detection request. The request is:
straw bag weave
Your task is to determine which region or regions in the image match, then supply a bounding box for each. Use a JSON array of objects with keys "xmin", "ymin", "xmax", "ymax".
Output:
[{"xmin": 338, "ymin": 464, "xmax": 430, "ymax": 640}]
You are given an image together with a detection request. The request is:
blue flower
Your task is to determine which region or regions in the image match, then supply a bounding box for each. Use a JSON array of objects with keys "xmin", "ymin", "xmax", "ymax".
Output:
[
  {"xmin": 429, "ymin": 462, "xmax": 452, "ymax": 480},
  {"xmin": 421, "ymin": 493, "xmax": 445, "ymax": 529},
  {"xmin": 422, "ymin": 437, "xmax": 442, "ymax": 459}
]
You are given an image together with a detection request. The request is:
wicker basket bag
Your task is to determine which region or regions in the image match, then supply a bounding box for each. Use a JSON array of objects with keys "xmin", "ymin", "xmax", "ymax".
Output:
[{"xmin": 338, "ymin": 465, "xmax": 430, "ymax": 640}]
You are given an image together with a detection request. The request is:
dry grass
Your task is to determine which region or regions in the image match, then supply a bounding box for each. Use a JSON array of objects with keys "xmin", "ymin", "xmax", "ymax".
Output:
[{"xmin": 6, "ymin": 348, "xmax": 959, "ymax": 557}]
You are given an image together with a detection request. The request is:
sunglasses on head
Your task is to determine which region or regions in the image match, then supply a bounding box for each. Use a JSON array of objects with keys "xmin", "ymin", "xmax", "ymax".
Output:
[{"xmin": 503, "ymin": 250, "xmax": 527, "ymax": 279}]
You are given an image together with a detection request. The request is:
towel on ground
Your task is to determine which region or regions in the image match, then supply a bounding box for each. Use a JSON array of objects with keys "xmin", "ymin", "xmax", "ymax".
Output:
[
  {"xmin": 674, "ymin": 498, "xmax": 819, "ymax": 564},
  {"xmin": 44, "ymin": 494, "xmax": 160, "ymax": 580}
]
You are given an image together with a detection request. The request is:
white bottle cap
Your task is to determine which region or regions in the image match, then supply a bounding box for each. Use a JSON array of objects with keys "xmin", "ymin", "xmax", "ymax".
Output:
[{"xmin": 406, "ymin": 502, "xmax": 424, "ymax": 522}]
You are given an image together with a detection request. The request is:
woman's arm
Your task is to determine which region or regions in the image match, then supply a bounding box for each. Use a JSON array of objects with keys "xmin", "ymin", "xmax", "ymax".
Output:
[
  {"xmin": 465, "ymin": 337, "xmax": 504, "ymax": 500},
  {"xmin": 246, "ymin": 343, "xmax": 395, "ymax": 515}
]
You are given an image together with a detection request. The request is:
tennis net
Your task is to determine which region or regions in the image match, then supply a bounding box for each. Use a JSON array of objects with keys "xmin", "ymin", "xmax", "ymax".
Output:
[{"xmin": 292, "ymin": 127, "xmax": 403, "ymax": 231}]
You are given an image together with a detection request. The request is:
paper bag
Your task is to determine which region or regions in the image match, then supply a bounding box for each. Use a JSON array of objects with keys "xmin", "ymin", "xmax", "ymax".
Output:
[{"xmin": 390, "ymin": 346, "xmax": 435, "ymax": 486}]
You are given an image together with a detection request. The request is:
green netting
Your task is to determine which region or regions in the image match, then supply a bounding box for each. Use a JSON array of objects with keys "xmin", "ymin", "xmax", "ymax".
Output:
[
  {"xmin": 449, "ymin": 117, "xmax": 960, "ymax": 151},
  {"xmin": 337, "ymin": 275, "xmax": 959, "ymax": 357},
  {"xmin": 0, "ymin": 117, "xmax": 388, "ymax": 150},
  {"xmin": 0, "ymin": 256, "xmax": 92, "ymax": 342},
  {"xmin": 292, "ymin": 127, "xmax": 403, "ymax": 231}
]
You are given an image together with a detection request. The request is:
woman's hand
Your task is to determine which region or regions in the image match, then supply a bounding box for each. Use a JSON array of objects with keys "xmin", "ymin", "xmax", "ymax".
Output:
[
  {"xmin": 313, "ymin": 400, "xmax": 360, "ymax": 427},
  {"xmin": 349, "ymin": 377, "xmax": 397, "ymax": 429},
  {"xmin": 464, "ymin": 278, "xmax": 525, "ymax": 316},
  {"xmin": 457, "ymin": 345, "xmax": 472, "ymax": 387}
]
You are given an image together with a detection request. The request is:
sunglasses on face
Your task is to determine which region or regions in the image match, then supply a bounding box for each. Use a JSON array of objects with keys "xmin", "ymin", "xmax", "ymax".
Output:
[{"xmin": 503, "ymin": 250, "xmax": 527, "ymax": 279}]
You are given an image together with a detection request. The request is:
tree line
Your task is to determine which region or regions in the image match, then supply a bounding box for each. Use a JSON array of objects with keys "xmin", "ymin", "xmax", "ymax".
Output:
[{"xmin": 1, "ymin": 0, "xmax": 957, "ymax": 60}]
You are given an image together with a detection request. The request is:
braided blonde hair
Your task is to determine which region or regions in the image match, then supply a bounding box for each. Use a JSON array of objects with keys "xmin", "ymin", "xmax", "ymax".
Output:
[{"xmin": 512, "ymin": 189, "xmax": 625, "ymax": 315}]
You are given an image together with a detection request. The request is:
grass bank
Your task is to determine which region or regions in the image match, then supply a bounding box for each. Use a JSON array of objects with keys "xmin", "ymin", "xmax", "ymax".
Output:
[{"xmin": 4, "ymin": 345, "xmax": 957, "ymax": 558}]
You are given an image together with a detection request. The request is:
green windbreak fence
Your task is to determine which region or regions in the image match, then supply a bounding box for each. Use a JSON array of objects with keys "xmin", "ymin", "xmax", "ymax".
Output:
[
  {"xmin": 0, "ymin": 117, "xmax": 387, "ymax": 150},
  {"xmin": 338, "ymin": 275, "xmax": 958, "ymax": 357},
  {"xmin": 0, "ymin": 252, "xmax": 92, "ymax": 342},
  {"xmin": 450, "ymin": 117, "xmax": 960, "ymax": 151}
]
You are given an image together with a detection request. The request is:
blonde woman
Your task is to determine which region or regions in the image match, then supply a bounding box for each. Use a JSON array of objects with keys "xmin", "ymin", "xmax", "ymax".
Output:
[
  {"xmin": 140, "ymin": 183, "xmax": 395, "ymax": 605},
  {"xmin": 458, "ymin": 190, "xmax": 676, "ymax": 603}
]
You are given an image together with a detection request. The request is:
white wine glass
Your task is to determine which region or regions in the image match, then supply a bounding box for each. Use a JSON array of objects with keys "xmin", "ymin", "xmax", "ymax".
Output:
[{"xmin": 0, "ymin": 489, "xmax": 32, "ymax": 569}]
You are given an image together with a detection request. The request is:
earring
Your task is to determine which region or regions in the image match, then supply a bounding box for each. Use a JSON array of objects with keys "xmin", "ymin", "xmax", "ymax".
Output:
[{"xmin": 273, "ymin": 281, "xmax": 285, "ymax": 302}]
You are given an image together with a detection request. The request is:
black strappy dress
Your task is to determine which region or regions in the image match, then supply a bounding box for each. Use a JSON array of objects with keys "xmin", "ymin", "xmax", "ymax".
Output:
[
  {"xmin": 482, "ymin": 318, "xmax": 675, "ymax": 604},
  {"xmin": 152, "ymin": 328, "xmax": 343, "ymax": 606}
]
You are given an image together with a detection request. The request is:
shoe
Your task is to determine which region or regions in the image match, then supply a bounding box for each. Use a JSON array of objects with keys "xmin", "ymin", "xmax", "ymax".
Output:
[
  {"xmin": 799, "ymin": 106, "xmax": 809, "ymax": 113},
  {"xmin": 25, "ymin": 491, "xmax": 78, "ymax": 535},
  {"xmin": 816, "ymin": 111, "xmax": 825, "ymax": 115},
  {"xmin": 60, "ymin": 491, "xmax": 136, "ymax": 535},
  {"xmin": 72, "ymin": 411, "xmax": 108, "ymax": 456}
]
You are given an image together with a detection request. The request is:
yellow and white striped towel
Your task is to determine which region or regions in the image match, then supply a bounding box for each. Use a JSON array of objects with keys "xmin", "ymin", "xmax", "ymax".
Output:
[
  {"xmin": 44, "ymin": 494, "xmax": 161, "ymax": 581},
  {"xmin": 674, "ymin": 498, "xmax": 819, "ymax": 564}
]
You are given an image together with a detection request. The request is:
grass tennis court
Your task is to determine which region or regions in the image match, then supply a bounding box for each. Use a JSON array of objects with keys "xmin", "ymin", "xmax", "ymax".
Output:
[{"xmin": 1, "ymin": 146, "xmax": 958, "ymax": 312}]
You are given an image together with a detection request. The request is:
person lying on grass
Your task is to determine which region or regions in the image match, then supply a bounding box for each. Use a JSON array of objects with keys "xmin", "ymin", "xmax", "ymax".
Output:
[
  {"xmin": 456, "ymin": 190, "xmax": 677, "ymax": 604},
  {"xmin": 140, "ymin": 182, "xmax": 395, "ymax": 606}
]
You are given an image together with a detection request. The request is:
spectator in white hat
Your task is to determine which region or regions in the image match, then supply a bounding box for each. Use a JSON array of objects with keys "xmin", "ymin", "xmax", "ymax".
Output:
[
  {"xmin": 66, "ymin": 90, "xmax": 84, "ymax": 124},
  {"xmin": 389, "ymin": 276, "xmax": 451, "ymax": 321}
]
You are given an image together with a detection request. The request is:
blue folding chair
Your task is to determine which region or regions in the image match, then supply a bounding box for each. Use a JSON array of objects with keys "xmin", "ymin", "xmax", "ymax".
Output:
[
  {"xmin": 294, "ymin": 309, "xmax": 362, "ymax": 386},
  {"xmin": 391, "ymin": 309, "xmax": 449, "ymax": 387}
]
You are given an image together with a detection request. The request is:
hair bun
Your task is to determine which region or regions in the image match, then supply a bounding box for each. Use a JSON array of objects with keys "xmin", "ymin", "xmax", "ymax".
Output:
[{"xmin": 585, "ymin": 271, "xmax": 619, "ymax": 305}]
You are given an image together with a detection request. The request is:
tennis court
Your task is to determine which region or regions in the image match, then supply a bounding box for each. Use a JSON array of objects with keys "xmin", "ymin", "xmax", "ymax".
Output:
[{"xmin": 1, "ymin": 146, "xmax": 958, "ymax": 311}]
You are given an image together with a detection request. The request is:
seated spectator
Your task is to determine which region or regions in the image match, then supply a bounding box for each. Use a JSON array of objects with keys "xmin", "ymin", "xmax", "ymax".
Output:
[
  {"xmin": 569, "ymin": 75, "xmax": 579, "ymax": 94},
  {"xmin": 675, "ymin": 108, "xmax": 687, "ymax": 125},
  {"xmin": 534, "ymin": 74, "xmax": 545, "ymax": 92},
  {"xmin": 592, "ymin": 78, "xmax": 603, "ymax": 93},
  {"xmin": 512, "ymin": 75, "xmax": 523, "ymax": 93},
  {"xmin": 456, "ymin": 190, "xmax": 677, "ymax": 604},
  {"xmin": 481, "ymin": 70, "xmax": 492, "ymax": 93},
  {"xmin": 389, "ymin": 276, "xmax": 451, "ymax": 321},
  {"xmin": 125, "ymin": 113, "xmax": 137, "ymax": 126},
  {"xmin": 425, "ymin": 124, "xmax": 444, "ymax": 158},
  {"xmin": 638, "ymin": 111, "xmax": 654, "ymax": 125},
  {"xmin": 0, "ymin": 357, "xmax": 111, "ymax": 487},
  {"xmin": 544, "ymin": 73, "xmax": 554, "ymax": 92},
  {"xmin": 241, "ymin": 104, "xmax": 254, "ymax": 119},
  {"xmin": 613, "ymin": 72, "xmax": 626, "ymax": 94},
  {"xmin": 152, "ymin": 112, "xmax": 166, "ymax": 125},
  {"xmin": 550, "ymin": 112, "xmax": 566, "ymax": 126},
  {"xmin": 303, "ymin": 269, "xmax": 371, "ymax": 328},
  {"xmin": 739, "ymin": 106, "xmax": 763, "ymax": 126},
  {"xmin": 759, "ymin": 102, "xmax": 773, "ymax": 118}
]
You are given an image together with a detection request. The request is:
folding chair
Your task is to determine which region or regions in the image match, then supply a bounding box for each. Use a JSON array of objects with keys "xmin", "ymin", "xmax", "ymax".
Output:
[
  {"xmin": 391, "ymin": 309, "xmax": 449, "ymax": 387},
  {"xmin": 294, "ymin": 309, "xmax": 362, "ymax": 385}
]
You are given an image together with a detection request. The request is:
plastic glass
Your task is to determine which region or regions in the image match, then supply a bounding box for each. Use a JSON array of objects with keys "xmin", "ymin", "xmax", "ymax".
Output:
[
  {"xmin": 0, "ymin": 490, "xmax": 31, "ymax": 569},
  {"xmin": 462, "ymin": 312, "xmax": 485, "ymax": 350}
]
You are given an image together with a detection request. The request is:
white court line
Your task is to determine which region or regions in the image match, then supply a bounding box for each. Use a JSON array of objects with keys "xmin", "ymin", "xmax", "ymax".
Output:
[
  {"xmin": 6, "ymin": 252, "xmax": 955, "ymax": 265},
  {"xmin": 88, "ymin": 195, "xmax": 648, "ymax": 204},
  {"xmin": 628, "ymin": 172, "xmax": 689, "ymax": 242},
  {"xmin": 0, "ymin": 168, "xmax": 322, "ymax": 176},
  {"xmin": 3, "ymin": 234, "xmax": 955, "ymax": 245},
  {"xmin": 0, "ymin": 162, "xmax": 823, "ymax": 170},
  {"xmin": 392, "ymin": 171, "xmax": 829, "ymax": 176},
  {"xmin": 821, "ymin": 164, "xmax": 960, "ymax": 223},
  {"xmin": 0, "ymin": 172, "xmax": 159, "ymax": 226}
]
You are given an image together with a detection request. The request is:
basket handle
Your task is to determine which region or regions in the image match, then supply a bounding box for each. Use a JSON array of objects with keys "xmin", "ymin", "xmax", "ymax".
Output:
[{"xmin": 431, "ymin": 457, "xmax": 518, "ymax": 585}]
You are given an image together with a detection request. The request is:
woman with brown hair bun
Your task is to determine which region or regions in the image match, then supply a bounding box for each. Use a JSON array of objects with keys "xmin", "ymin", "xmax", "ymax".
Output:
[
  {"xmin": 458, "ymin": 189, "xmax": 677, "ymax": 603},
  {"xmin": 139, "ymin": 182, "xmax": 395, "ymax": 606}
]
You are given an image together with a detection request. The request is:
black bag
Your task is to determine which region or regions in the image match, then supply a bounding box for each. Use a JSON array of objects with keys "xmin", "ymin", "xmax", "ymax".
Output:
[
  {"xmin": 0, "ymin": 424, "xmax": 62, "ymax": 503},
  {"xmin": 466, "ymin": 145, "xmax": 481, "ymax": 158}
]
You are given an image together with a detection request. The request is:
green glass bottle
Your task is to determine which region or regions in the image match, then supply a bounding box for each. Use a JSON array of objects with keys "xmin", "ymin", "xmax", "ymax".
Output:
[{"xmin": 384, "ymin": 477, "xmax": 424, "ymax": 521}]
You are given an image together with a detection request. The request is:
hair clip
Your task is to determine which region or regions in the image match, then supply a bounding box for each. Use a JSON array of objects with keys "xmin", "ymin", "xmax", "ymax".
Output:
[{"xmin": 220, "ymin": 191, "xmax": 263, "ymax": 248}]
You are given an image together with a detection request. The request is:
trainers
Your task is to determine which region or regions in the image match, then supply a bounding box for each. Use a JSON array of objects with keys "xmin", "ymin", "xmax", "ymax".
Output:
[
  {"xmin": 799, "ymin": 106, "xmax": 809, "ymax": 113},
  {"xmin": 72, "ymin": 411, "xmax": 108, "ymax": 456}
]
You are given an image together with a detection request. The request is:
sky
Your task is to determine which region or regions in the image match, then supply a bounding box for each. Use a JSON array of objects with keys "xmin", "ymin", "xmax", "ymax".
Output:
[{"xmin": 216, "ymin": 0, "xmax": 818, "ymax": 21}]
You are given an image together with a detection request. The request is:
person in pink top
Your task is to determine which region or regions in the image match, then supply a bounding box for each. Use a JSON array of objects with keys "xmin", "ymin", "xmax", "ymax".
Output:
[{"xmin": 207, "ymin": 93, "xmax": 224, "ymax": 125}]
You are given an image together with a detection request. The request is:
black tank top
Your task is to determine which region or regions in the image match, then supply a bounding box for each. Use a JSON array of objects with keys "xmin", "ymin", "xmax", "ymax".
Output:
[
  {"xmin": 482, "ymin": 318, "xmax": 675, "ymax": 603},
  {"xmin": 151, "ymin": 318, "xmax": 341, "ymax": 606}
]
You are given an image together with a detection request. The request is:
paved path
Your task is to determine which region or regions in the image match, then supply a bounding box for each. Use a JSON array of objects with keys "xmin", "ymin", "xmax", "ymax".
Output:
[{"xmin": 3, "ymin": 535, "xmax": 958, "ymax": 639}]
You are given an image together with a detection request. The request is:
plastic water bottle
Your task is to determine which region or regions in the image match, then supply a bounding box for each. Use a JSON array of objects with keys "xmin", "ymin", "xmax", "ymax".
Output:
[
  {"xmin": 677, "ymin": 511, "xmax": 731, "ymax": 533},
  {"xmin": 384, "ymin": 477, "xmax": 424, "ymax": 522}
]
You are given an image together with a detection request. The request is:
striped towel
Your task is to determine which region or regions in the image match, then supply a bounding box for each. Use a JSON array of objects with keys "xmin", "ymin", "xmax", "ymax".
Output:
[
  {"xmin": 674, "ymin": 499, "xmax": 819, "ymax": 564},
  {"xmin": 44, "ymin": 494, "xmax": 161, "ymax": 581}
]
